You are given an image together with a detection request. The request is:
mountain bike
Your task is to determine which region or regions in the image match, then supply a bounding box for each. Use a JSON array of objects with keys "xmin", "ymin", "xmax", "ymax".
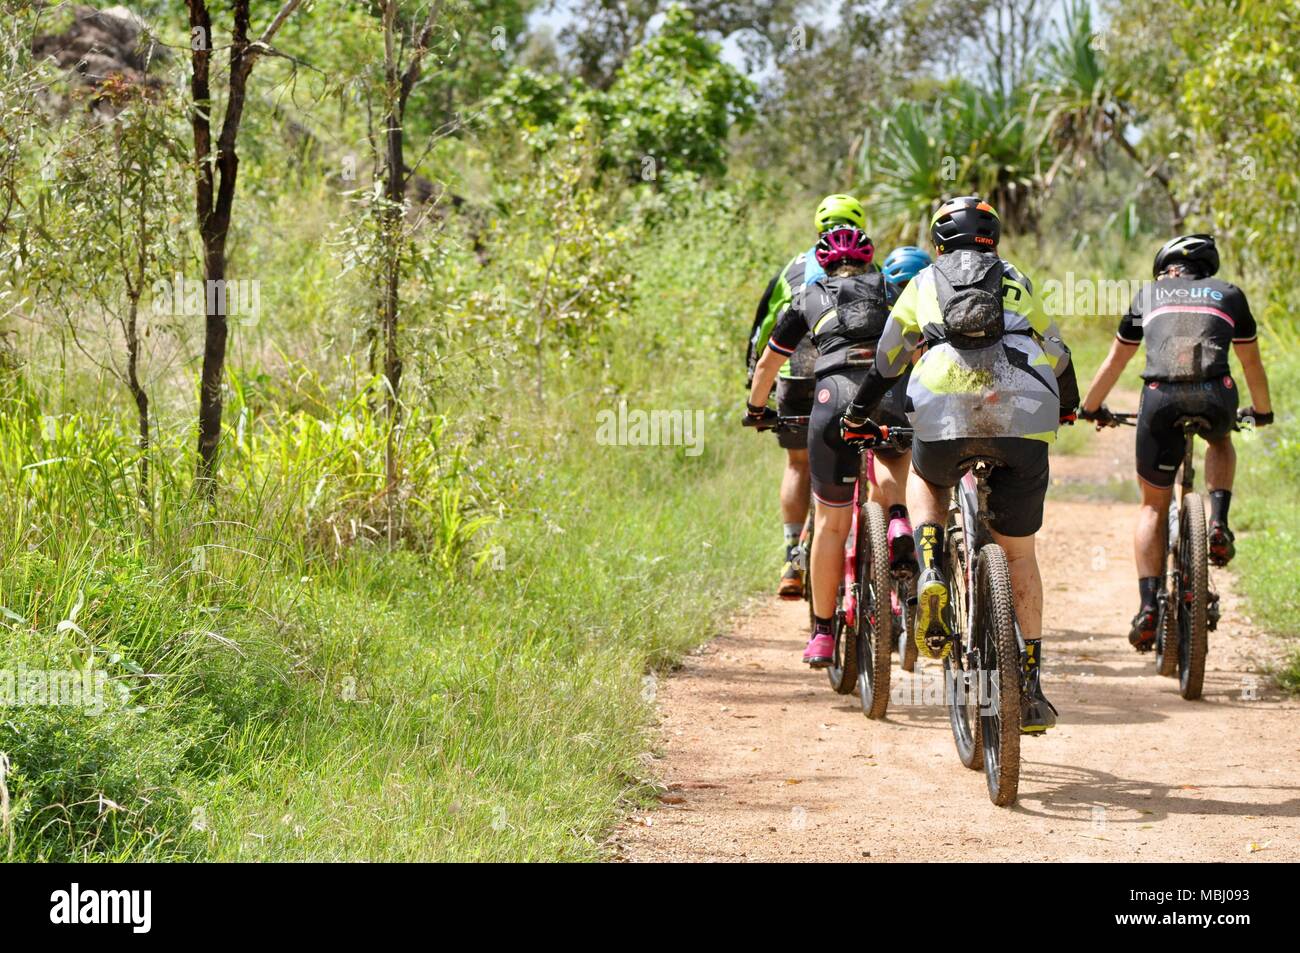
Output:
[
  {"xmin": 931, "ymin": 447, "xmax": 1026, "ymax": 807},
  {"xmin": 847, "ymin": 427, "xmax": 916, "ymax": 718},
  {"xmin": 1106, "ymin": 410, "xmax": 1228, "ymax": 700},
  {"xmin": 753, "ymin": 415, "xmax": 893, "ymax": 711},
  {"xmin": 859, "ymin": 436, "xmax": 918, "ymax": 672}
]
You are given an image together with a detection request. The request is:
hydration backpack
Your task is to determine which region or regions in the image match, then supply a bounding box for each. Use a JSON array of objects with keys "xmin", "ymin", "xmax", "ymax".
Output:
[{"xmin": 929, "ymin": 250, "xmax": 1006, "ymax": 350}]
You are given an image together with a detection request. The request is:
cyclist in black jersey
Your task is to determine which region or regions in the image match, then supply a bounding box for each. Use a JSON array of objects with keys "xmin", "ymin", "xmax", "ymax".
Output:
[
  {"xmin": 1079, "ymin": 234, "xmax": 1275, "ymax": 649},
  {"xmin": 745, "ymin": 224, "xmax": 909, "ymax": 667}
]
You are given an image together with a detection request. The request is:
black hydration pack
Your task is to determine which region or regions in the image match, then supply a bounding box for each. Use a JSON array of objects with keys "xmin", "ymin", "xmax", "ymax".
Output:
[
  {"xmin": 806, "ymin": 271, "xmax": 890, "ymax": 375},
  {"xmin": 928, "ymin": 250, "xmax": 1007, "ymax": 350}
]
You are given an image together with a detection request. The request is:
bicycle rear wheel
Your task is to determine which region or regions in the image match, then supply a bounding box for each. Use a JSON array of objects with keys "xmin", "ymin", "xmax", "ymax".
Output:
[
  {"xmin": 1178, "ymin": 492, "xmax": 1209, "ymax": 700},
  {"xmin": 1155, "ymin": 589, "xmax": 1178, "ymax": 678},
  {"xmin": 975, "ymin": 544, "xmax": 1020, "ymax": 806},
  {"xmin": 944, "ymin": 529, "xmax": 982, "ymax": 769},
  {"xmin": 896, "ymin": 575, "xmax": 918, "ymax": 673},
  {"xmin": 827, "ymin": 513, "xmax": 858, "ymax": 695},
  {"xmin": 856, "ymin": 501, "xmax": 892, "ymax": 719}
]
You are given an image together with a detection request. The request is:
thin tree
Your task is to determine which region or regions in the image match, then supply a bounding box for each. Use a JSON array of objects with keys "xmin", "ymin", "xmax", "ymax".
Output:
[
  {"xmin": 185, "ymin": 0, "xmax": 303, "ymax": 490},
  {"xmin": 374, "ymin": 0, "xmax": 443, "ymax": 543}
]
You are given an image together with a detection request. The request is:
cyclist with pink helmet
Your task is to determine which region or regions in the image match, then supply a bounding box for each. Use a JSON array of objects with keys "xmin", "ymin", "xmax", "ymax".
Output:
[
  {"xmin": 746, "ymin": 222, "xmax": 913, "ymax": 667},
  {"xmin": 747, "ymin": 195, "xmax": 872, "ymax": 600}
]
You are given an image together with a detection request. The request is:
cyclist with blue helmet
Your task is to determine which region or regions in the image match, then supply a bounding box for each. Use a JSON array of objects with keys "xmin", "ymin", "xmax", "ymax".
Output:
[
  {"xmin": 881, "ymin": 246, "xmax": 932, "ymax": 291},
  {"xmin": 870, "ymin": 246, "xmax": 934, "ymax": 582}
]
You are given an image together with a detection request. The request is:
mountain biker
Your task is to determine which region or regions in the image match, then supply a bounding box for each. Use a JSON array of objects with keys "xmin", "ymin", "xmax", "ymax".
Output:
[
  {"xmin": 839, "ymin": 196, "xmax": 1080, "ymax": 733},
  {"xmin": 747, "ymin": 195, "xmax": 872, "ymax": 599},
  {"xmin": 881, "ymin": 245, "xmax": 932, "ymax": 291},
  {"xmin": 1078, "ymin": 234, "xmax": 1274, "ymax": 651},
  {"xmin": 746, "ymin": 222, "xmax": 909, "ymax": 668}
]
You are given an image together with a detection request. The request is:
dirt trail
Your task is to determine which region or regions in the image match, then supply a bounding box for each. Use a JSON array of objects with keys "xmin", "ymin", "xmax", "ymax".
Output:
[{"xmin": 615, "ymin": 420, "xmax": 1300, "ymax": 862}]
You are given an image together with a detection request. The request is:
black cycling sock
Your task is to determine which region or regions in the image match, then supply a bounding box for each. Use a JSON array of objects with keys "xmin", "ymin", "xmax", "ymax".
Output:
[
  {"xmin": 914, "ymin": 523, "xmax": 944, "ymax": 574},
  {"xmin": 1023, "ymin": 638, "xmax": 1042, "ymax": 674},
  {"xmin": 813, "ymin": 615, "xmax": 834, "ymax": 636},
  {"xmin": 1209, "ymin": 489, "xmax": 1232, "ymax": 527},
  {"xmin": 1138, "ymin": 576, "xmax": 1161, "ymax": 612},
  {"xmin": 888, "ymin": 504, "xmax": 909, "ymax": 522}
]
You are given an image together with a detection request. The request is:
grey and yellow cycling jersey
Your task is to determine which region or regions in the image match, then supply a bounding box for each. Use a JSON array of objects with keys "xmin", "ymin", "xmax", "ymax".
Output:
[
  {"xmin": 860, "ymin": 256, "xmax": 1077, "ymax": 443},
  {"xmin": 747, "ymin": 247, "xmax": 819, "ymax": 381}
]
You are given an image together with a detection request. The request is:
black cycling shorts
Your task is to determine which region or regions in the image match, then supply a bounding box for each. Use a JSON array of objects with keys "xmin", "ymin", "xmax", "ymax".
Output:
[
  {"xmin": 805, "ymin": 368, "xmax": 909, "ymax": 506},
  {"xmin": 808, "ymin": 370, "xmax": 868, "ymax": 506},
  {"xmin": 911, "ymin": 436, "xmax": 1049, "ymax": 538},
  {"xmin": 775, "ymin": 376, "xmax": 814, "ymax": 451},
  {"xmin": 1136, "ymin": 376, "xmax": 1238, "ymax": 488}
]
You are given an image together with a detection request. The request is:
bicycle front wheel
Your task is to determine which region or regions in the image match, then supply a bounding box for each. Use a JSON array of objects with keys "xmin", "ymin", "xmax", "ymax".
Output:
[
  {"xmin": 826, "ymin": 514, "xmax": 858, "ymax": 695},
  {"xmin": 856, "ymin": 501, "xmax": 892, "ymax": 719},
  {"xmin": 976, "ymin": 544, "xmax": 1021, "ymax": 806}
]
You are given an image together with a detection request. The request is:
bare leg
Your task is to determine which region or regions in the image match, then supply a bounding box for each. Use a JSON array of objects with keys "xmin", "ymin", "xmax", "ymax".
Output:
[
  {"xmin": 990, "ymin": 529, "xmax": 1042, "ymax": 638},
  {"xmin": 868, "ymin": 451, "xmax": 911, "ymax": 512},
  {"xmin": 780, "ymin": 448, "xmax": 811, "ymax": 526},
  {"xmin": 1204, "ymin": 434, "xmax": 1236, "ymax": 493},
  {"xmin": 810, "ymin": 501, "xmax": 853, "ymax": 619},
  {"xmin": 906, "ymin": 468, "xmax": 950, "ymax": 530},
  {"xmin": 1136, "ymin": 480, "xmax": 1174, "ymax": 578}
]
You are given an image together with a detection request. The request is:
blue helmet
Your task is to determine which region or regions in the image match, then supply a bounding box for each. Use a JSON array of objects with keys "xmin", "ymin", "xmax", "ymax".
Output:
[{"xmin": 881, "ymin": 246, "xmax": 932, "ymax": 285}]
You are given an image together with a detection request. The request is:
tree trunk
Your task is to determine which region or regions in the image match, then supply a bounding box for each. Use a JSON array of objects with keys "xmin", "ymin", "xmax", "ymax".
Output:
[
  {"xmin": 187, "ymin": 0, "xmax": 302, "ymax": 491},
  {"xmin": 124, "ymin": 292, "xmax": 150, "ymax": 504},
  {"xmin": 1113, "ymin": 130, "xmax": 1184, "ymax": 231}
]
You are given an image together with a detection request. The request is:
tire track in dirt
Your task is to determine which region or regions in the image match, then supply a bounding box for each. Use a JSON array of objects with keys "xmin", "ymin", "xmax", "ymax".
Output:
[{"xmin": 613, "ymin": 420, "xmax": 1300, "ymax": 862}]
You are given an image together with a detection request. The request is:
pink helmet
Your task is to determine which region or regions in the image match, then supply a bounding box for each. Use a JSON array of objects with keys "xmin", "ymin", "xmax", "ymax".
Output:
[{"xmin": 815, "ymin": 225, "xmax": 874, "ymax": 268}]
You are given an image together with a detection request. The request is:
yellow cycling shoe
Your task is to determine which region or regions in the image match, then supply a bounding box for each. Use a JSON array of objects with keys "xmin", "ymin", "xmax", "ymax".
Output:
[
  {"xmin": 913, "ymin": 567, "xmax": 953, "ymax": 660},
  {"xmin": 777, "ymin": 559, "xmax": 804, "ymax": 599}
]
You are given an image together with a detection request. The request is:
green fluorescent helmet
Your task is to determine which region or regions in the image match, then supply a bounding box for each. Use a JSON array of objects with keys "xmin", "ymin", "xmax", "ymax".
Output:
[{"xmin": 814, "ymin": 194, "xmax": 867, "ymax": 234}]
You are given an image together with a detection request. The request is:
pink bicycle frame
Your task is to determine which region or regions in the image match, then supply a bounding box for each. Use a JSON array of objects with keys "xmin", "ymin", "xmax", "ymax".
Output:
[{"xmin": 841, "ymin": 450, "xmax": 877, "ymax": 629}]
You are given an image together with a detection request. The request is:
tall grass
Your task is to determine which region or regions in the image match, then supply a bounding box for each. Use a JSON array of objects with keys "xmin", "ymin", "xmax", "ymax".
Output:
[{"xmin": 0, "ymin": 191, "xmax": 789, "ymax": 860}]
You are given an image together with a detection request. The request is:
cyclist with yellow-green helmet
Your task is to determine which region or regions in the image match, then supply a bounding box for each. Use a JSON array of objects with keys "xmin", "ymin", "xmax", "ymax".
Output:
[{"xmin": 746, "ymin": 194, "xmax": 871, "ymax": 599}]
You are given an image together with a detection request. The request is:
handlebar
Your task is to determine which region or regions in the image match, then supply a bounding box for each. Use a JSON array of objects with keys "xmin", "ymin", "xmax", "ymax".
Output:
[
  {"xmin": 855, "ymin": 425, "xmax": 914, "ymax": 453},
  {"xmin": 744, "ymin": 413, "xmax": 809, "ymax": 434}
]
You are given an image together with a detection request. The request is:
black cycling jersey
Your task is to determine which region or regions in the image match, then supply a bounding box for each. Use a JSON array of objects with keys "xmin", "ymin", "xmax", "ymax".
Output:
[
  {"xmin": 1117, "ymin": 276, "xmax": 1257, "ymax": 382},
  {"xmin": 768, "ymin": 271, "xmax": 893, "ymax": 377}
]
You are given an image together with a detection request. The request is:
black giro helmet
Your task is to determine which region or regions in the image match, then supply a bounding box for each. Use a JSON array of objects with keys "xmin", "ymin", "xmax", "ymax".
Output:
[
  {"xmin": 929, "ymin": 196, "xmax": 1001, "ymax": 254},
  {"xmin": 1153, "ymin": 234, "xmax": 1219, "ymax": 279}
]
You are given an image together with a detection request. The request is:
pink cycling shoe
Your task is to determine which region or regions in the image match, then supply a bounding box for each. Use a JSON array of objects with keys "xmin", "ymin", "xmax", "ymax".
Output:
[
  {"xmin": 803, "ymin": 631, "xmax": 834, "ymax": 668},
  {"xmin": 887, "ymin": 515, "xmax": 915, "ymax": 571}
]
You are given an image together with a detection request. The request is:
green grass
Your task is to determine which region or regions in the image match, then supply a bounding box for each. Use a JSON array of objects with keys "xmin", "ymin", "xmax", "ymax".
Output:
[{"xmin": 0, "ymin": 190, "xmax": 792, "ymax": 860}]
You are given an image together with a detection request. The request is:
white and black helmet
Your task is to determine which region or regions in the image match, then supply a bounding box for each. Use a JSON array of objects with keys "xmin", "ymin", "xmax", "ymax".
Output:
[{"xmin": 1153, "ymin": 234, "xmax": 1219, "ymax": 279}]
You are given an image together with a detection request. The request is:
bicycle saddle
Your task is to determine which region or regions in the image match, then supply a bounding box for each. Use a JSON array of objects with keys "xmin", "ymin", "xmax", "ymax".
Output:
[
  {"xmin": 959, "ymin": 455, "xmax": 1006, "ymax": 474},
  {"xmin": 1173, "ymin": 414, "xmax": 1213, "ymax": 434}
]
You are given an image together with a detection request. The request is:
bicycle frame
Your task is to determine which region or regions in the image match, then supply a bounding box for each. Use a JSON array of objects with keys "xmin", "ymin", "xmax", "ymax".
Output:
[
  {"xmin": 1164, "ymin": 421, "xmax": 1194, "ymax": 553},
  {"xmin": 841, "ymin": 451, "xmax": 875, "ymax": 631},
  {"xmin": 954, "ymin": 461, "xmax": 1025, "ymax": 650}
]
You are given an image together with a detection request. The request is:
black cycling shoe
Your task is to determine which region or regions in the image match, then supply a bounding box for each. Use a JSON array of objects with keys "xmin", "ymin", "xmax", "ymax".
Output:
[
  {"xmin": 1129, "ymin": 606, "xmax": 1158, "ymax": 652},
  {"xmin": 1209, "ymin": 522, "xmax": 1235, "ymax": 567},
  {"xmin": 1020, "ymin": 665, "xmax": 1058, "ymax": 734}
]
